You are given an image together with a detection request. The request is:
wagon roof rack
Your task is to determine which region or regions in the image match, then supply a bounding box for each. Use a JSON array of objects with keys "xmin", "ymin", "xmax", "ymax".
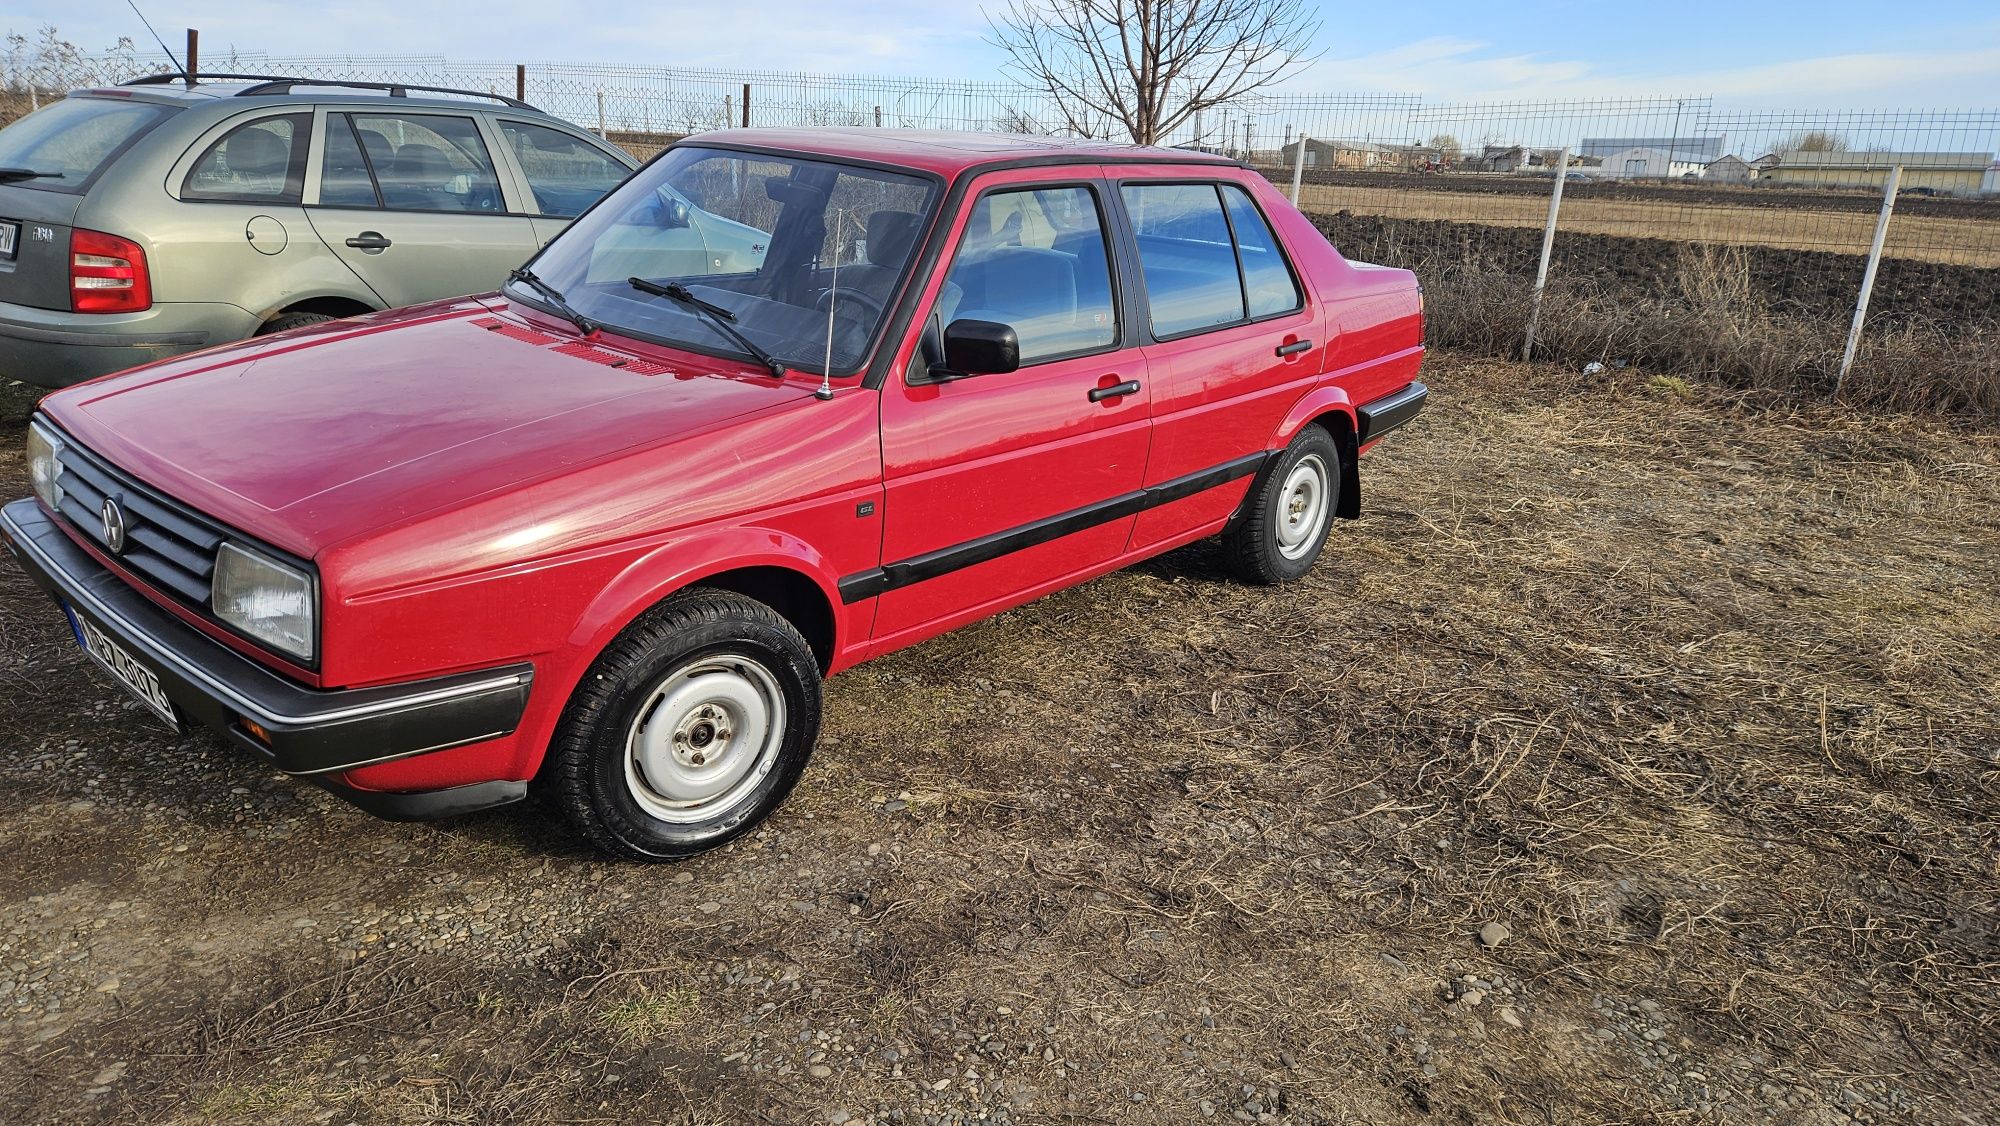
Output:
[{"xmin": 118, "ymin": 72, "xmax": 542, "ymax": 112}]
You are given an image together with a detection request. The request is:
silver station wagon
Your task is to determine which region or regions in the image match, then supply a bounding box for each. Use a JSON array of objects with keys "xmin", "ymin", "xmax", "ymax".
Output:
[{"xmin": 0, "ymin": 73, "xmax": 640, "ymax": 387}]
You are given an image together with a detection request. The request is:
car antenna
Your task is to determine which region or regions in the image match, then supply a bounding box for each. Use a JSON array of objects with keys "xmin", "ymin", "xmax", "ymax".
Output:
[
  {"xmin": 815, "ymin": 209, "xmax": 846, "ymax": 401},
  {"xmin": 124, "ymin": 0, "xmax": 189, "ymax": 87}
]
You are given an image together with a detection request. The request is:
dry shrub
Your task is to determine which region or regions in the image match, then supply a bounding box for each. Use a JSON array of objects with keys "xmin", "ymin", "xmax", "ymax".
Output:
[{"xmin": 1346, "ymin": 222, "xmax": 2000, "ymax": 423}]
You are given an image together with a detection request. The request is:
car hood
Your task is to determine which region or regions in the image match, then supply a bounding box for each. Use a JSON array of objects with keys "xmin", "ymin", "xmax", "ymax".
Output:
[{"xmin": 40, "ymin": 298, "xmax": 814, "ymax": 556}]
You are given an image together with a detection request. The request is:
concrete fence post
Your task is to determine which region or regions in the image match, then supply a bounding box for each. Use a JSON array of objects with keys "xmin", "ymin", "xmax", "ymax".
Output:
[
  {"xmin": 1289, "ymin": 133, "xmax": 1308, "ymax": 204},
  {"xmin": 596, "ymin": 89, "xmax": 606, "ymax": 137},
  {"xmin": 1837, "ymin": 165, "xmax": 1903, "ymax": 396},
  {"xmin": 1522, "ymin": 147, "xmax": 1572, "ymax": 362}
]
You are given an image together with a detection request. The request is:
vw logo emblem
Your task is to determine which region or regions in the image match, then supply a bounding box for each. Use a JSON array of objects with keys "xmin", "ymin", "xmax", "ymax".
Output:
[{"xmin": 100, "ymin": 496, "xmax": 128, "ymax": 555}]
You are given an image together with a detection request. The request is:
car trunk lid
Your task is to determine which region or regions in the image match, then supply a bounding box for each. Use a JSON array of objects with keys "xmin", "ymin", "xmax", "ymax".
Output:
[{"xmin": 0, "ymin": 186, "xmax": 81, "ymax": 311}]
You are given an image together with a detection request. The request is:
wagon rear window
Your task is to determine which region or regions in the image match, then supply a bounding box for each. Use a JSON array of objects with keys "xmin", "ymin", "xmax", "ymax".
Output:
[{"xmin": 0, "ymin": 97, "xmax": 170, "ymax": 194}]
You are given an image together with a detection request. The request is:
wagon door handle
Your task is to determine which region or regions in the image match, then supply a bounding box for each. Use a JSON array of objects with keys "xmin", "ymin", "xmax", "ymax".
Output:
[
  {"xmin": 345, "ymin": 231, "xmax": 392, "ymax": 251},
  {"xmin": 1275, "ymin": 339, "xmax": 1313, "ymax": 357},
  {"xmin": 1089, "ymin": 379, "xmax": 1142, "ymax": 403}
]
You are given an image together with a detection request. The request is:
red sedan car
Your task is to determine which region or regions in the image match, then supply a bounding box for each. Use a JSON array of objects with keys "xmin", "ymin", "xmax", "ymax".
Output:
[{"xmin": 6, "ymin": 129, "xmax": 1425, "ymax": 860}]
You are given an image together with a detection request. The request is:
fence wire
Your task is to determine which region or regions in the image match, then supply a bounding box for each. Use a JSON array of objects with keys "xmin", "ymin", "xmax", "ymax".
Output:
[{"xmin": 4, "ymin": 50, "xmax": 1996, "ymax": 344}]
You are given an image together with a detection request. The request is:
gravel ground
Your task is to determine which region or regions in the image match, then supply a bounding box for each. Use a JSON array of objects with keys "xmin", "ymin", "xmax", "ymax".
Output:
[{"xmin": 0, "ymin": 360, "xmax": 1994, "ymax": 1124}]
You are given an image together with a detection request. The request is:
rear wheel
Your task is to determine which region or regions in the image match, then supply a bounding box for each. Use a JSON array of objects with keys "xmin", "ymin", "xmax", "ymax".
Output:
[
  {"xmin": 1224, "ymin": 426, "xmax": 1341, "ymax": 584},
  {"xmin": 258, "ymin": 311, "xmax": 336, "ymax": 335},
  {"xmin": 549, "ymin": 589, "xmax": 822, "ymax": 861}
]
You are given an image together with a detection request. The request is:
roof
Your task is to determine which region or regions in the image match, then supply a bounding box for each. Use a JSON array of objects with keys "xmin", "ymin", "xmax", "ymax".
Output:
[
  {"xmin": 1602, "ymin": 146, "xmax": 1714, "ymax": 164},
  {"xmin": 1770, "ymin": 150, "xmax": 1991, "ymax": 171},
  {"xmin": 1580, "ymin": 136, "xmax": 1725, "ymax": 158},
  {"xmin": 679, "ymin": 128, "xmax": 1237, "ymax": 178}
]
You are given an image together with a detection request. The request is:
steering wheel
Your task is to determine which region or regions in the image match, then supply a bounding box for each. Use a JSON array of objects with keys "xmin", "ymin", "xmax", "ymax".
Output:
[{"xmin": 814, "ymin": 286, "xmax": 885, "ymax": 326}]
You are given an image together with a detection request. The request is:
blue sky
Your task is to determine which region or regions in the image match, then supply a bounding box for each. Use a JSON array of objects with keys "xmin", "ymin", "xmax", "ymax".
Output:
[{"xmin": 15, "ymin": 0, "xmax": 2000, "ymax": 107}]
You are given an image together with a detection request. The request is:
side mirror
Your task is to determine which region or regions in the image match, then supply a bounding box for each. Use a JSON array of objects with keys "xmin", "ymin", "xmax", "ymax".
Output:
[
  {"xmin": 931, "ymin": 319, "xmax": 1019, "ymax": 381},
  {"xmin": 663, "ymin": 197, "xmax": 691, "ymax": 229}
]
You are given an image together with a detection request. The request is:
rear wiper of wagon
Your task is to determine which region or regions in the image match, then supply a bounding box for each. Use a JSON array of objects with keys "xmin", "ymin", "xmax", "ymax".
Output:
[
  {"xmin": 0, "ymin": 167, "xmax": 63, "ymax": 183},
  {"xmin": 626, "ymin": 276, "xmax": 787, "ymax": 379}
]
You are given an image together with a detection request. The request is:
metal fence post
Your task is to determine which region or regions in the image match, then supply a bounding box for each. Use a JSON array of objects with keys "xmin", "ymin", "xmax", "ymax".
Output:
[
  {"xmin": 1289, "ymin": 133, "xmax": 1308, "ymax": 204},
  {"xmin": 1837, "ymin": 164, "xmax": 1902, "ymax": 396},
  {"xmin": 1522, "ymin": 147, "xmax": 1571, "ymax": 362},
  {"xmin": 741, "ymin": 83, "xmax": 751, "ymax": 128},
  {"xmin": 515, "ymin": 64, "xmax": 525, "ymax": 103}
]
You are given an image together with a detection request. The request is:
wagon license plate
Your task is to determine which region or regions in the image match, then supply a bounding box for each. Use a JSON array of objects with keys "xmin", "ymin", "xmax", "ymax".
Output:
[
  {"xmin": 65, "ymin": 605, "xmax": 182, "ymax": 729},
  {"xmin": 0, "ymin": 221, "xmax": 17, "ymax": 259}
]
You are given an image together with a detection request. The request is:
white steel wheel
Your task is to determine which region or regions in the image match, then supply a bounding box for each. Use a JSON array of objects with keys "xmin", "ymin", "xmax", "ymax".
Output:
[
  {"xmin": 1274, "ymin": 453, "xmax": 1332, "ymax": 560},
  {"xmin": 623, "ymin": 656, "xmax": 787, "ymax": 824}
]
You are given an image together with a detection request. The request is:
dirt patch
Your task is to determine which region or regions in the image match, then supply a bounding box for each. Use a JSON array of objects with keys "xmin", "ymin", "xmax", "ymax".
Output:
[{"xmin": 1, "ymin": 359, "xmax": 1997, "ymax": 1123}]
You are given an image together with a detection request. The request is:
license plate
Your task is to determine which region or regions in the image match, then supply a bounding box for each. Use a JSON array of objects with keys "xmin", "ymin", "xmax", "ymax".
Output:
[
  {"xmin": 0, "ymin": 221, "xmax": 16, "ymax": 259},
  {"xmin": 65, "ymin": 605, "xmax": 182, "ymax": 729}
]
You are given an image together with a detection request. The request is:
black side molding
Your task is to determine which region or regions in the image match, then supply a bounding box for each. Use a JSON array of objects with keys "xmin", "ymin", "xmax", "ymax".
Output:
[
  {"xmin": 839, "ymin": 450, "xmax": 1272, "ymax": 603},
  {"xmin": 1357, "ymin": 381, "xmax": 1429, "ymax": 444}
]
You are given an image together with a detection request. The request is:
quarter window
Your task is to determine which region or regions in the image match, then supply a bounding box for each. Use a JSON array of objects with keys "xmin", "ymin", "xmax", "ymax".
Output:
[
  {"xmin": 940, "ymin": 186, "xmax": 1118, "ymax": 365},
  {"xmin": 182, "ymin": 114, "xmax": 309, "ymax": 203},
  {"xmin": 1122, "ymin": 182, "xmax": 1302, "ymax": 338},
  {"xmin": 343, "ymin": 114, "xmax": 505, "ymax": 213},
  {"xmin": 500, "ymin": 120, "xmax": 628, "ymax": 218}
]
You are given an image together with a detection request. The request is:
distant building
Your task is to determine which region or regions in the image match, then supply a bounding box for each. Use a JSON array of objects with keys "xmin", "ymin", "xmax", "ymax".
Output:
[
  {"xmin": 1701, "ymin": 155, "xmax": 1755, "ymax": 183},
  {"xmin": 1580, "ymin": 136, "xmax": 1725, "ymax": 161},
  {"xmin": 1986, "ymin": 160, "xmax": 1999, "ymax": 195},
  {"xmin": 1473, "ymin": 144, "xmax": 1546, "ymax": 173},
  {"xmin": 1760, "ymin": 150, "xmax": 1993, "ymax": 196},
  {"xmin": 1278, "ymin": 137, "xmax": 1399, "ymax": 170},
  {"xmin": 1601, "ymin": 147, "xmax": 1711, "ymax": 179}
]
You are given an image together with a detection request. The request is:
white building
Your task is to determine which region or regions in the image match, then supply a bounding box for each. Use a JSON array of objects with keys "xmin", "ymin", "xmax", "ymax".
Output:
[{"xmin": 1601, "ymin": 146, "xmax": 1711, "ymax": 180}]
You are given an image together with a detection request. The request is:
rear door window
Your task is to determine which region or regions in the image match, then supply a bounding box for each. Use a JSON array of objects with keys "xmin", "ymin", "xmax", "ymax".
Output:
[
  {"xmin": 181, "ymin": 113, "xmax": 310, "ymax": 203},
  {"xmin": 346, "ymin": 113, "xmax": 506, "ymax": 214},
  {"xmin": 498, "ymin": 120, "xmax": 628, "ymax": 218},
  {"xmin": 1121, "ymin": 183, "xmax": 1244, "ymax": 337},
  {"xmin": 317, "ymin": 115, "xmax": 381, "ymax": 207},
  {"xmin": 0, "ymin": 97, "xmax": 171, "ymax": 194}
]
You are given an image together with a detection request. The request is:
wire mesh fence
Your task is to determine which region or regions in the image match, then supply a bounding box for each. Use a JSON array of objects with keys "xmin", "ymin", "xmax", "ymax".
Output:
[{"xmin": 4, "ymin": 48, "xmax": 1996, "ymax": 409}]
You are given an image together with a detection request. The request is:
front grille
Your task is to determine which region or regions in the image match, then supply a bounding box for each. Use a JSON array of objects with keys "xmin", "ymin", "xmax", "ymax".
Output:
[{"xmin": 51, "ymin": 440, "xmax": 227, "ymax": 608}]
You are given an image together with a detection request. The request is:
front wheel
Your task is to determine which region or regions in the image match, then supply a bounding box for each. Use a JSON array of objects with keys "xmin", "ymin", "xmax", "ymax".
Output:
[
  {"xmin": 1223, "ymin": 426, "xmax": 1342, "ymax": 585},
  {"xmin": 548, "ymin": 589, "xmax": 822, "ymax": 861}
]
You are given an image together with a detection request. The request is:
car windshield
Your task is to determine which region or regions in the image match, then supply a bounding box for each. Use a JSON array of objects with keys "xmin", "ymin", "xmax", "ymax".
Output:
[
  {"xmin": 0, "ymin": 96, "xmax": 171, "ymax": 193},
  {"xmin": 514, "ymin": 146, "xmax": 937, "ymax": 375}
]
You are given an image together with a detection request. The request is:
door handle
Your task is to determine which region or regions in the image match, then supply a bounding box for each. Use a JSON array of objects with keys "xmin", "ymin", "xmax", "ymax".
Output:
[
  {"xmin": 1275, "ymin": 339, "xmax": 1313, "ymax": 357},
  {"xmin": 345, "ymin": 231, "xmax": 392, "ymax": 251},
  {"xmin": 1088, "ymin": 379, "xmax": 1142, "ymax": 403}
]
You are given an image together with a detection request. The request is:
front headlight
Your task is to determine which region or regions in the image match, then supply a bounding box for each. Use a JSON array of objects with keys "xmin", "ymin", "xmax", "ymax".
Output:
[
  {"xmin": 212, "ymin": 542, "xmax": 316, "ymax": 660},
  {"xmin": 26, "ymin": 422, "xmax": 63, "ymax": 510}
]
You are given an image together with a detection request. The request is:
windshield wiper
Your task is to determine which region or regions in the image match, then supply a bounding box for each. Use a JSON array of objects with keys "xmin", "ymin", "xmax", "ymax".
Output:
[
  {"xmin": 0, "ymin": 167, "xmax": 63, "ymax": 183},
  {"xmin": 627, "ymin": 277, "xmax": 787, "ymax": 378},
  {"xmin": 507, "ymin": 267, "xmax": 595, "ymax": 335}
]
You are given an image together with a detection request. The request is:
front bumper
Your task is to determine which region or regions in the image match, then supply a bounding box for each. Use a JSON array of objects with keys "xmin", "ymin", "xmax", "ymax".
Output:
[
  {"xmin": 2, "ymin": 497, "xmax": 533, "ymax": 819},
  {"xmin": 0, "ymin": 300, "xmax": 260, "ymax": 388}
]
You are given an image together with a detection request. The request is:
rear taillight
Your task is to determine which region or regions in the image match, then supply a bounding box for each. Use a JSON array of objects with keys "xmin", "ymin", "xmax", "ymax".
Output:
[{"xmin": 70, "ymin": 229, "xmax": 152, "ymax": 314}]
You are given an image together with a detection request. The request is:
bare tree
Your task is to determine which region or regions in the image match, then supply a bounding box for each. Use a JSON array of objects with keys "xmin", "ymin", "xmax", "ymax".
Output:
[
  {"xmin": 1781, "ymin": 130, "xmax": 1849, "ymax": 152},
  {"xmin": 987, "ymin": 0, "xmax": 1319, "ymax": 146},
  {"xmin": 1427, "ymin": 133, "xmax": 1462, "ymax": 162},
  {"xmin": 993, "ymin": 105, "xmax": 1044, "ymax": 134}
]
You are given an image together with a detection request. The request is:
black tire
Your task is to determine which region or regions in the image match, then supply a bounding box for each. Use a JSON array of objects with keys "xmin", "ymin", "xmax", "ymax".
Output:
[
  {"xmin": 257, "ymin": 311, "xmax": 337, "ymax": 335},
  {"xmin": 1223, "ymin": 425, "xmax": 1343, "ymax": 585},
  {"xmin": 548, "ymin": 589, "xmax": 823, "ymax": 861}
]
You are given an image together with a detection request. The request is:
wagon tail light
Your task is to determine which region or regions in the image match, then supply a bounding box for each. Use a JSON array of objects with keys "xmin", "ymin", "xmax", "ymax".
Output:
[{"xmin": 70, "ymin": 229, "xmax": 152, "ymax": 313}]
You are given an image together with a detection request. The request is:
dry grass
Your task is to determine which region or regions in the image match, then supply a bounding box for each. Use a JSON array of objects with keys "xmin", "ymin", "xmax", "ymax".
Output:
[
  {"xmin": 1412, "ymin": 243, "xmax": 2000, "ymax": 421},
  {"xmin": 1297, "ymin": 182, "xmax": 2000, "ymax": 268},
  {"xmin": 2, "ymin": 356, "xmax": 1996, "ymax": 1123}
]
